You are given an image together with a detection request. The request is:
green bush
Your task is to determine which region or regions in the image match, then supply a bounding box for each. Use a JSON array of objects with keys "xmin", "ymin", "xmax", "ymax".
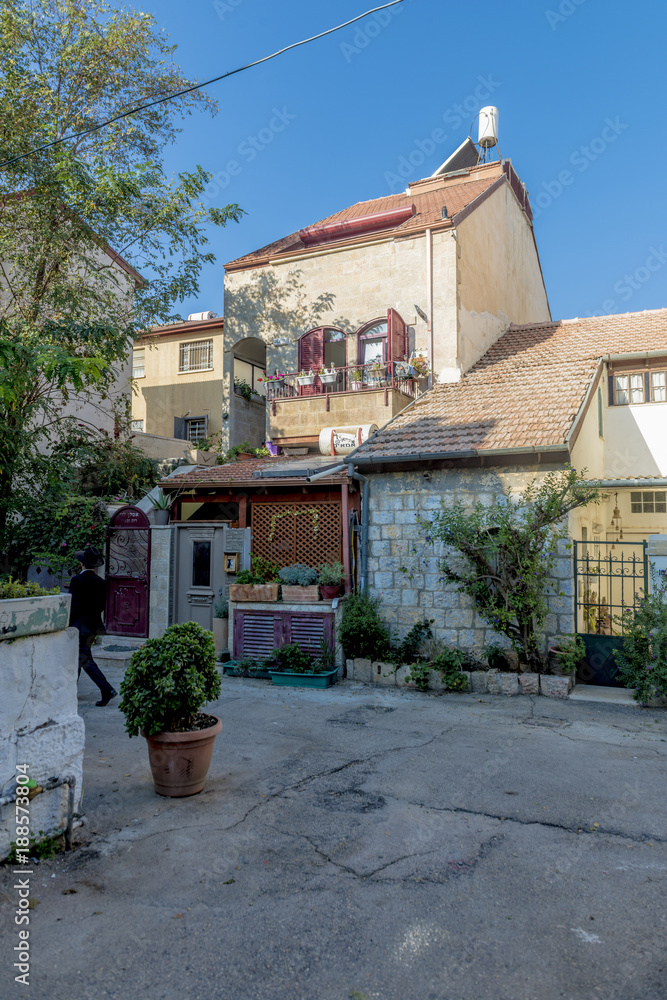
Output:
[
  {"xmin": 317, "ymin": 562, "xmax": 345, "ymax": 585},
  {"xmin": 550, "ymin": 633, "xmax": 586, "ymax": 674},
  {"xmin": 251, "ymin": 555, "xmax": 280, "ymax": 582},
  {"xmin": 213, "ymin": 597, "xmax": 228, "ymax": 618},
  {"xmin": 268, "ymin": 643, "xmax": 323, "ymax": 673},
  {"xmin": 430, "ymin": 649, "xmax": 470, "ymax": 691},
  {"xmin": 278, "ymin": 563, "xmax": 318, "ymax": 586},
  {"xmin": 392, "ymin": 618, "xmax": 434, "ymax": 665},
  {"xmin": 339, "ymin": 591, "xmax": 391, "ymax": 660},
  {"xmin": 119, "ymin": 621, "xmax": 220, "ymax": 736},
  {"xmin": 234, "ymin": 570, "xmax": 263, "ymax": 585},
  {"xmin": 0, "ymin": 577, "xmax": 60, "ymax": 599},
  {"xmin": 615, "ymin": 577, "xmax": 667, "ymax": 704}
]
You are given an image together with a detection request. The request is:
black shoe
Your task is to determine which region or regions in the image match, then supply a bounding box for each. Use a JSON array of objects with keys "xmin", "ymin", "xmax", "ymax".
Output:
[{"xmin": 96, "ymin": 688, "xmax": 117, "ymax": 707}]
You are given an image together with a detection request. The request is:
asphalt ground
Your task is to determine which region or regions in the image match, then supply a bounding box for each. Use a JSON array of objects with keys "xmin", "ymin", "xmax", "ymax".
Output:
[{"xmin": 2, "ymin": 674, "xmax": 666, "ymax": 1000}]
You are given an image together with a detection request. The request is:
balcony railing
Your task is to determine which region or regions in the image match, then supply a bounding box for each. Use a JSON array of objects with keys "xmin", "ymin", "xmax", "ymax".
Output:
[{"xmin": 264, "ymin": 362, "xmax": 430, "ymax": 402}]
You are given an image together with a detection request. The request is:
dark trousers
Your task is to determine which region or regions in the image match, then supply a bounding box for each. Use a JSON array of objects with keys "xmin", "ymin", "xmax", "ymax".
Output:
[{"xmin": 76, "ymin": 628, "xmax": 114, "ymax": 698}]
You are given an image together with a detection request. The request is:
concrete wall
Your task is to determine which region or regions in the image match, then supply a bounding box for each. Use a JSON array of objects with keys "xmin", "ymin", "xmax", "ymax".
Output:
[
  {"xmin": 0, "ymin": 596, "xmax": 84, "ymax": 860},
  {"xmin": 270, "ymin": 387, "xmax": 415, "ymax": 445},
  {"xmin": 132, "ymin": 432, "xmax": 196, "ymax": 463},
  {"xmin": 230, "ymin": 394, "xmax": 268, "ymax": 451},
  {"xmin": 148, "ymin": 526, "xmax": 174, "ymax": 639},
  {"xmin": 456, "ymin": 183, "xmax": 551, "ymax": 375},
  {"xmin": 133, "ymin": 327, "xmax": 224, "ymax": 440},
  {"xmin": 366, "ymin": 467, "xmax": 574, "ymax": 658}
]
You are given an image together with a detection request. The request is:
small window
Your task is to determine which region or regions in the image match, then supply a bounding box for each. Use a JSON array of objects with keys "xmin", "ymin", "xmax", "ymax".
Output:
[
  {"xmin": 631, "ymin": 491, "xmax": 667, "ymax": 514},
  {"xmin": 132, "ymin": 349, "xmax": 145, "ymax": 379},
  {"xmin": 192, "ymin": 541, "xmax": 211, "ymax": 587},
  {"xmin": 651, "ymin": 372, "xmax": 666, "ymax": 402},
  {"xmin": 131, "ymin": 419, "xmax": 144, "ymax": 433},
  {"xmin": 179, "ymin": 339, "xmax": 213, "ymax": 373},
  {"xmin": 186, "ymin": 417, "xmax": 208, "ymax": 443}
]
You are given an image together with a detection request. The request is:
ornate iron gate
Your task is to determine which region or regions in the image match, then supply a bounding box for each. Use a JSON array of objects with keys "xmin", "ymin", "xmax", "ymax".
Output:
[
  {"xmin": 105, "ymin": 506, "xmax": 151, "ymax": 637},
  {"xmin": 574, "ymin": 540, "xmax": 648, "ymax": 686}
]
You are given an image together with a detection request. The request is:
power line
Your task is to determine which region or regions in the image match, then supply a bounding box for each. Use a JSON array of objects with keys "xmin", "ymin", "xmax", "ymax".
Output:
[{"xmin": 1, "ymin": 1, "xmax": 405, "ymax": 169}]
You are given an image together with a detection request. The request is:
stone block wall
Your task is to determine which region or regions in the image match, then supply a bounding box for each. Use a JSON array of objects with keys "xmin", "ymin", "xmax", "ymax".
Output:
[
  {"xmin": 149, "ymin": 526, "xmax": 174, "ymax": 639},
  {"xmin": 0, "ymin": 607, "xmax": 84, "ymax": 860},
  {"xmin": 366, "ymin": 466, "xmax": 575, "ymax": 659}
]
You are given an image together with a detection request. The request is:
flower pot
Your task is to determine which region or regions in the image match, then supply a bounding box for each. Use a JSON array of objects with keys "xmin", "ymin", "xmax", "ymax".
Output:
[
  {"xmin": 281, "ymin": 584, "xmax": 320, "ymax": 602},
  {"xmin": 229, "ymin": 583, "xmax": 280, "ymax": 602},
  {"xmin": 153, "ymin": 509, "xmax": 170, "ymax": 525},
  {"xmin": 351, "ymin": 380, "xmax": 362, "ymax": 391},
  {"xmin": 320, "ymin": 584, "xmax": 342, "ymax": 600},
  {"xmin": 269, "ymin": 667, "xmax": 338, "ymax": 688},
  {"xmin": 320, "ymin": 373, "xmax": 337, "ymax": 385},
  {"xmin": 297, "ymin": 375, "xmax": 315, "ymax": 386},
  {"xmin": 142, "ymin": 715, "xmax": 222, "ymax": 797},
  {"xmin": 548, "ymin": 647, "xmax": 578, "ymax": 677},
  {"xmin": 212, "ymin": 617, "xmax": 228, "ymax": 654}
]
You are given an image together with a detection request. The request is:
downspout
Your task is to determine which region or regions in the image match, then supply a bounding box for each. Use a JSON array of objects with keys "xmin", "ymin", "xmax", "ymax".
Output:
[
  {"xmin": 347, "ymin": 463, "xmax": 370, "ymax": 592},
  {"xmin": 426, "ymin": 228, "xmax": 434, "ymax": 384}
]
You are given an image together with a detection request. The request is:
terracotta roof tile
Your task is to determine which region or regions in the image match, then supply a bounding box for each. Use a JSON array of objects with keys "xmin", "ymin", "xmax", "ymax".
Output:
[
  {"xmin": 353, "ymin": 309, "xmax": 667, "ymax": 462},
  {"xmin": 158, "ymin": 456, "xmax": 348, "ymax": 488}
]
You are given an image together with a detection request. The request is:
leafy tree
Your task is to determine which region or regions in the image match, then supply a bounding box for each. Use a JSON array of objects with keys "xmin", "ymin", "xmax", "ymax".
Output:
[
  {"xmin": 0, "ymin": 0, "xmax": 243, "ymax": 558},
  {"xmin": 422, "ymin": 468, "xmax": 603, "ymax": 671}
]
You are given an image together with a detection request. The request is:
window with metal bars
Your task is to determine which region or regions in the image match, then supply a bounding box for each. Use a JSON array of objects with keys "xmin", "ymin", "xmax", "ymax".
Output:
[
  {"xmin": 179, "ymin": 339, "xmax": 213, "ymax": 372},
  {"xmin": 630, "ymin": 491, "xmax": 667, "ymax": 514},
  {"xmin": 186, "ymin": 416, "xmax": 208, "ymax": 442}
]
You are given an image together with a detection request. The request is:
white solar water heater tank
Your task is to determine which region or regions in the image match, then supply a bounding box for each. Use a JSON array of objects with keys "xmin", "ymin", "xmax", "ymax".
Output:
[{"xmin": 478, "ymin": 107, "xmax": 499, "ymax": 148}]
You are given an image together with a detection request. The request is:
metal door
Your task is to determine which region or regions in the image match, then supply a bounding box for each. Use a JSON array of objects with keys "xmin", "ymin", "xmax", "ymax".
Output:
[
  {"xmin": 105, "ymin": 506, "xmax": 151, "ymax": 637},
  {"xmin": 574, "ymin": 540, "xmax": 648, "ymax": 686},
  {"xmin": 175, "ymin": 524, "xmax": 250, "ymax": 631}
]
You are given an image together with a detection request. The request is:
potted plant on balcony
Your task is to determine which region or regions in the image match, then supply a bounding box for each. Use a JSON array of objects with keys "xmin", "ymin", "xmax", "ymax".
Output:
[
  {"xmin": 349, "ymin": 367, "xmax": 364, "ymax": 390},
  {"xmin": 278, "ymin": 563, "xmax": 320, "ymax": 602},
  {"xmin": 297, "ymin": 369, "xmax": 315, "ymax": 386},
  {"xmin": 119, "ymin": 621, "xmax": 222, "ymax": 797},
  {"xmin": 151, "ymin": 489, "xmax": 172, "ymax": 525},
  {"xmin": 212, "ymin": 596, "xmax": 228, "ymax": 655},
  {"xmin": 319, "ymin": 365, "xmax": 338, "ymax": 386},
  {"xmin": 229, "ymin": 568, "xmax": 280, "ymax": 602},
  {"xmin": 318, "ymin": 561, "xmax": 345, "ymax": 599}
]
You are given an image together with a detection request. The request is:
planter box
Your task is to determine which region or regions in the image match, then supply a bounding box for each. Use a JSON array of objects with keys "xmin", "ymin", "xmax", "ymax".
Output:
[
  {"xmin": 281, "ymin": 585, "xmax": 320, "ymax": 603},
  {"xmin": 229, "ymin": 583, "xmax": 279, "ymax": 602},
  {"xmin": 320, "ymin": 373, "xmax": 337, "ymax": 385},
  {"xmin": 351, "ymin": 381, "xmax": 363, "ymax": 391},
  {"xmin": 519, "ymin": 672, "xmax": 540, "ymax": 695},
  {"xmin": 0, "ymin": 594, "xmax": 71, "ymax": 642},
  {"xmin": 224, "ymin": 663, "xmax": 271, "ymax": 679},
  {"xmin": 297, "ymin": 375, "xmax": 315, "ymax": 386},
  {"xmin": 540, "ymin": 674, "xmax": 572, "ymax": 698},
  {"xmin": 269, "ymin": 667, "xmax": 338, "ymax": 688}
]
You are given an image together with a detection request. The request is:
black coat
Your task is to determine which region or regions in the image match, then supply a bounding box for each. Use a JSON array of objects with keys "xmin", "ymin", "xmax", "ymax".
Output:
[{"xmin": 69, "ymin": 570, "xmax": 106, "ymax": 633}]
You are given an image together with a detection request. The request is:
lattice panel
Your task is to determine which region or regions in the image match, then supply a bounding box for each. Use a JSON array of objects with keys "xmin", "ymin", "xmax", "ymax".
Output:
[{"xmin": 251, "ymin": 502, "xmax": 341, "ymax": 568}]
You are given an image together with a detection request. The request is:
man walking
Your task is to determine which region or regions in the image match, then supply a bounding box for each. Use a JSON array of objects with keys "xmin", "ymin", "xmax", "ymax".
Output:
[{"xmin": 69, "ymin": 546, "xmax": 117, "ymax": 706}]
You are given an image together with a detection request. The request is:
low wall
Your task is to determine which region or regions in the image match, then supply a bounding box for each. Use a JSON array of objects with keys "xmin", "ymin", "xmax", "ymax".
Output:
[{"xmin": 0, "ymin": 596, "xmax": 84, "ymax": 859}]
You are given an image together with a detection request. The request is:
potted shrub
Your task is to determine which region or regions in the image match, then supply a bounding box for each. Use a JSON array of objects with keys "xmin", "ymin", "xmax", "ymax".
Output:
[
  {"xmin": 229, "ymin": 569, "xmax": 280, "ymax": 602},
  {"xmin": 349, "ymin": 367, "xmax": 364, "ymax": 390},
  {"xmin": 212, "ymin": 596, "xmax": 228, "ymax": 655},
  {"xmin": 318, "ymin": 561, "xmax": 345, "ymax": 599},
  {"xmin": 297, "ymin": 369, "xmax": 315, "ymax": 386},
  {"xmin": 267, "ymin": 639, "xmax": 338, "ymax": 688},
  {"xmin": 151, "ymin": 489, "xmax": 172, "ymax": 525},
  {"xmin": 119, "ymin": 621, "xmax": 222, "ymax": 797},
  {"xmin": 548, "ymin": 634, "xmax": 586, "ymax": 677},
  {"xmin": 278, "ymin": 563, "xmax": 320, "ymax": 602}
]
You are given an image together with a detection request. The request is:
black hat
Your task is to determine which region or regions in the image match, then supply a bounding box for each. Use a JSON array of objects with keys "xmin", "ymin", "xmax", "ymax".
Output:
[{"xmin": 75, "ymin": 545, "xmax": 104, "ymax": 568}]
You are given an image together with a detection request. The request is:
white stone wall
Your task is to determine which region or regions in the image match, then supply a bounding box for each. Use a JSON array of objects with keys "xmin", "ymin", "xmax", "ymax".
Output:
[
  {"xmin": 149, "ymin": 526, "xmax": 174, "ymax": 639},
  {"xmin": 366, "ymin": 467, "xmax": 575, "ymax": 658},
  {"xmin": 0, "ymin": 621, "xmax": 84, "ymax": 860}
]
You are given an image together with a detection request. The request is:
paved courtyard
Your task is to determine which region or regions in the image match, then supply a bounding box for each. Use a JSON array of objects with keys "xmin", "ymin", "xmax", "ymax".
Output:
[{"xmin": 2, "ymin": 676, "xmax": 666, "ymax": 1000}]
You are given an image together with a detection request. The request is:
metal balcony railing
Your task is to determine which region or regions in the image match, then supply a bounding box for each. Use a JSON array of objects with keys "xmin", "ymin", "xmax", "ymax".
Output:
[{"xmin": 264, "ymin": 362, "xmax": 430, "ymax": 402}]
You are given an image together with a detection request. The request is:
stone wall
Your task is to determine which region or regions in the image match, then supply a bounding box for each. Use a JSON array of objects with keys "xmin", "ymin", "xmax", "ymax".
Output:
[
  {"xmin": 0, "ymin": 596, "xmax": 84, "ymax": 860},
  {"xmin": 149, "ymin": 526, "xmax": 174, "ymax": 639},
  {"xmin": 366, "ymin": 466, "xmax": 575, "ymax": 658}
]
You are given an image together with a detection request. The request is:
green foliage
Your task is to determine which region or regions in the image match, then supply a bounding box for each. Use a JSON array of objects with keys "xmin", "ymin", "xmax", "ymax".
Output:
[
  {"xmin": 250, "ymin": 555, "xmax": 280, "ymax": 582},
  {"xmin": 7, "ymin": 829, "xmax": 64, "ymax": 862},
  {"xmin": 235, "ymin": 570, "xmax": 264, "ymax": 585},
  {"xmin": 423, "ymin": 467, "xmax": 603, "ymax": 671},
  {"xmin": 233, "ymin": 378, "xmax": 253, "ymax": 401},
  {"xmin": 222, "ymin": 441, "xmax": 269, "ymax": 463},
  {"xmin": 339, "ymin": 591, "xmax": 391, "ymax": 661},
  {"xmin": 0, "ymin": 577, "xmax": 60, "ymax": 599},
  {"xmin": 151, "ymin": 489, "xmax": 172, "ymax": 511},
  {"xmin": 11, "ymin": 493, "xmax": 109, "ymax": 577},
  {"xmin": 317, "ymin": 562, "xmax": 345, "ymax": 585},
  {"xmin": 268, "ymin": 643, "xmax": 325, "ymax": 674},
  {"xmin": 615, "ymin": 577, "xmax": 667, "ymax": 704},
  {"xmin": 213, "ymin": 597, "xmax": 228, "ymax": 619},
  {"xmin": 550, "ymin": 633, "xmax": 586, "ymax": 674},
  {"xmin": 430, "ymin": 650, "xmax": 470, "ymax": 691},
  {"xmin": 119, "ymin": 621, "xmax": 220, "ymax": 736},
  {"xmin": 404, "ymin": 662, "xmax": 431, "ymax": 692},
  {"xmin": 51, "ymin": 420, "xmax": 160, "ymax": 500},
  {"xmin": 483, "ymin": 642, "xmax": 512, "ymax": 671},
  {"xmin": 278, "ymin": 563, "xmax": 319, "ymax": 586},
  {"xmin": 392, "ymin": 618, "xmax": 434, "ymax": 666}
]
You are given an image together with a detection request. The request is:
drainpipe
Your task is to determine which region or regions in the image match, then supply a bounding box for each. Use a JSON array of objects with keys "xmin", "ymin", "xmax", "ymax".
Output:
[
  {"xmin": 426, "ymin": 227, "xmax": 434, "ymax": 384},
  {"xmin": 0, "ymin": 775, "xmax": 80, "ymax": 850}
]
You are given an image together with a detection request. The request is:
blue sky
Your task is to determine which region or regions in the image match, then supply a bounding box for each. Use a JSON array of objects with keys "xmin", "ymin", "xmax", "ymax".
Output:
[{"xmin": 142, "ymin": 0, "xmax": 667, "ymax": 323}]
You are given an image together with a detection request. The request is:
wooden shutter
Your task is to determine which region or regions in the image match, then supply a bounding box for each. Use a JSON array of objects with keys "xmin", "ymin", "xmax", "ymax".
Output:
[
  {"xmin": 173, "ymin": 416, "xmax": 186, "ymax": 439},
  {"xmin": 607, "ymin": 374, "xmax": 615, "ymax": 406},
  {"xmin": 286, "ymin": 613, "xmax": 334, "ymax": 657},
  {"xmin": 388, "ymin": 309, "xmax": 407, "ymax": 363},
  {"xmin": 297, "ymin": 328, "xmax": 325, "ymax": 395}
]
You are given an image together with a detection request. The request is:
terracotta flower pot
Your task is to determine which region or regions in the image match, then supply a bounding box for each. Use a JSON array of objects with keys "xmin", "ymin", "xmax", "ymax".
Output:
[
  {"xmin": 142, "ymin": 715, "xmax": 222, "ymax": 797},
  {"xmin": 320, "ymin": 584, "xmax": 342, "ymax": 600}
]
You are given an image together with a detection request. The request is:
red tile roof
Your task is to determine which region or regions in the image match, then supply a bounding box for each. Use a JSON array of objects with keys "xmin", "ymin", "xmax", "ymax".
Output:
[
  {"xmin": 352, "ymin": 309, "xmax": 667, "ymax": 462},
  {"xmin": 158, "ymin": 456, "xmax": 348, "ymax": 488},
  {"xmin": 225, "ymin": 164, "xmax": 504, "ymax": 271}
]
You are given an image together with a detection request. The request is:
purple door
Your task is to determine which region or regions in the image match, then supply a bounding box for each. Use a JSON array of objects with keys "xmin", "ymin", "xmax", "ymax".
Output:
[{"xmin": 105, "ymin": 506, "xmax": 151, "ymax": 637}]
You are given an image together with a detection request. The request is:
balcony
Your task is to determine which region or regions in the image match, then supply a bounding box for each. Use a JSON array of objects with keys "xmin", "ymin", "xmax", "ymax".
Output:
[{"xmin": 265, "ymin": 362, "xmax": 429, "ymax": 448}]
